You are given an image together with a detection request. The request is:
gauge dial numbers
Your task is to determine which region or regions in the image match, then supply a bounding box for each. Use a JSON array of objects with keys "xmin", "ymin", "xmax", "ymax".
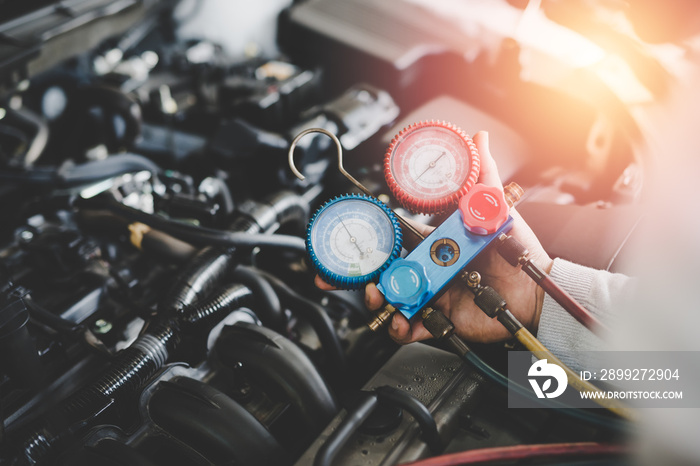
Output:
[
  {"xmin": 384, "ymin": 121, "xmax": 480, "ymax": 214},
  {"xmin": 307, "ymin": 195, "xmax": 403, "ymax": 289}
]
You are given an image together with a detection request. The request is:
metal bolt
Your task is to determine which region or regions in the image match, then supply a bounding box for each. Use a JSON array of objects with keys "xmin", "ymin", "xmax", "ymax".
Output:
[
  {"xmin": 19, "ymin": 230, "xmax": 34, "ymax": 242},
  {"xmin": 92, "ymin": 319, "xmax": 112, "ymax": 334},
  {"xmin": 461, "ymin": 271, "xmax": 481, "ymax": 290}
]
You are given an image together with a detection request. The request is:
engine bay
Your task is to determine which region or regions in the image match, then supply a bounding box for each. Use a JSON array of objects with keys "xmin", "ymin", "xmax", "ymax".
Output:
[{"xmin": 1, "ymin": 0, "xmax": 688, "ymax": 464}]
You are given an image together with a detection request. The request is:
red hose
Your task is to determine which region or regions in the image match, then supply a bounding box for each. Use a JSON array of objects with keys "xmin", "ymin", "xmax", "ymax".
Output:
[
  {"xmin": 399, "ymin": 442, "xmax": 627, "ymax": 466},
  {"xmin": 523, "ymin": 262, "xmax": 611, "ymax": 334},
  {"xmin": 497, "ymin": 234, "xmax": 609, "ymax": 335}
]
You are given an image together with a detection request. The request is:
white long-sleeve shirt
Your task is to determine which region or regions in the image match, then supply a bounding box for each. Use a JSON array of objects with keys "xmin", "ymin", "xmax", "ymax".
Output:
[{"xmin": 535, "ymin": 258, "xmax": 636, "ymax": 372}]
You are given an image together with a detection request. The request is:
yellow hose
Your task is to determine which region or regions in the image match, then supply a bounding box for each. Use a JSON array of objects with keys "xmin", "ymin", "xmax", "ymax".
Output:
[{"xmin": 514, "ymin": 328, "xmax": 634, "ymax": 420}]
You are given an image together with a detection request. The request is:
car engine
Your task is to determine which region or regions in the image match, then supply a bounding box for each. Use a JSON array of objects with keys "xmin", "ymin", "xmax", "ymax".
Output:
[{"xmin": 1, "ymin": 0, "xmax": 690, "ymax": 464}]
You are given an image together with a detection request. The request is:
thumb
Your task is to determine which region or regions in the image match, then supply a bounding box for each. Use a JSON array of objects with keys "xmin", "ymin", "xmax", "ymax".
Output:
[{"xmin": 473, "ymin": 131, "xmax": 502, "ymax": 189}]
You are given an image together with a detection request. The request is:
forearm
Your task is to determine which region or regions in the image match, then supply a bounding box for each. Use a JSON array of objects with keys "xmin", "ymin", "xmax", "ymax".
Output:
[{"xmin": 535, "ymin": 258, "xmax": 635, "ymax": 372}]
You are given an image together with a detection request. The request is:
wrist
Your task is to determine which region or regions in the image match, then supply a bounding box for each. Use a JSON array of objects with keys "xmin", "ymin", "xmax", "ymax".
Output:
[{"xmin": 530, "ymin": 254, "xmax": 553, "ymax": 335}]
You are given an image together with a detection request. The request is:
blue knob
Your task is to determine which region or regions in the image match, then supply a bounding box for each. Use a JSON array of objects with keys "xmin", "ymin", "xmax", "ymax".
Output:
[{"xmin": 378, "ymin": 259, "xmax": 431, "ymax": 314}]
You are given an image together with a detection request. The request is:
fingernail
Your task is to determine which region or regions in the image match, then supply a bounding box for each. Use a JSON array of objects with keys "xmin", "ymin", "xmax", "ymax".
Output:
[{"xmin": 391, "ymin": 317, "xmax": 398, "ymax": 331}]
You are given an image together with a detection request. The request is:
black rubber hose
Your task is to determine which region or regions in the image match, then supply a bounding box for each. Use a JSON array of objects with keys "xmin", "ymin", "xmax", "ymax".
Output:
[
  {"xmin": 375, "ymin": 386, "xmax": 442, "ymax": 452},
  {"xmin": 182, "ymin": 283, "xmax": 254, "ymax": 328},
  {"xmin": 76, "ymin": 197, "xmax": 307, "ymax": 253},
  {"xmin": 24, "ymin": 296, "xmax": 82, "ymax": 335},
  {"xmin": 153, "ymin": 189, "xmax": 306, "ymax": 319},
  {"xmin": 77, "ymin": 209, "xmax": 199, "ymax": 264},
  {"xmin": 20, "ymin": 317, "xmax": 181, "ymax": 465},
  {"xmin": 62, "ymin": 155, "xmax": 158, "ymax": 185},
  {"xmin": 215, "ymin": 322, "xmax": 338, "ymax": 443},
  {"xmin": 0, "ymin": 154, "xmax": 160, "ymax": 186},
  {"xmin": 75, "ymin": 209, "xmax": 130, "ymax": 235},
  {"xmin": 178, "ymin": 229, "xmax": 307, "ymax": 253},
  {"xmin": 18, "ymin": 241, "xmax": 237, "ymax": 463},
  {"xmin": 59, "ymin": 438, "xmax": 159, "ymax": 466},
  {"xmin": 230, "ymin": 266, "xmax": 286, "ymax": 331},
  {"xmin": 263, "ymin": 190, "xmax": 309, "ymax": 232},
  {"xmin": 139, "ymin": 228, "xmax": 198, "ymax": 264},
  {"xmin": 17, "ymin": 190, "xmax": 306, "ymax": 463},
  {"xmin": 256, "ymin": 271, "xmax": 347, "ymax": 380},
  {"xmin": 4, "ymin": 107, "xmax": 49, "ymax": 167},
  {"xmin": 228, "ymin": 190, "xmax": 309, "ymax": 235},
  {"xmin": 0, "ymin": 294, "xmax": 43, "ymax": 389},
  {"xmin": 159, "ymin": 246, "xmax": 236, "ymax": 313},
  {"xmin": 313, "ymin": 392, "xmax": 379, "ymax": 466},
  {"xmin": 202, "ymin": 177, "xmax": 234, "ymax": 216},
  {"xmin": 149, "ymin": 377, "xmax": 287, "ymax": 466}
]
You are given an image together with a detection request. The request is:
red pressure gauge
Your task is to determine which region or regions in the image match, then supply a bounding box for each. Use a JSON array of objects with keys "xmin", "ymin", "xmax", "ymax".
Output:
[{"xmin": 384, "ymin": 121, "xmax": 480, "ymax": 215}]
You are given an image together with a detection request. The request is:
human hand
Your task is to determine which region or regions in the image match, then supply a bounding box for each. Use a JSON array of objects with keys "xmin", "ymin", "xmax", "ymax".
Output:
[{"xmin": 315, "ymin": 131, "xmax": 553, "ymax": 344}]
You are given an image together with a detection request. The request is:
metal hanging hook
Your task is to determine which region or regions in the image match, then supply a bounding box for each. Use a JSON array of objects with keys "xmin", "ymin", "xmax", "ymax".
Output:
[
  {"xmin": 288, "ymin": 127, "xmax": 425, "ymax": 242},
  {"xmin": 288, "ymin": 128, "xmax": 373, "ymax": 197}
]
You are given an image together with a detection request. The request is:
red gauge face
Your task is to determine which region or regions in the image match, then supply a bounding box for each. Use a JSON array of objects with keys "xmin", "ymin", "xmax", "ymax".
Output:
[{"xmin": 384, "ymin": 121, "xmax": 480, "ymax": 214}]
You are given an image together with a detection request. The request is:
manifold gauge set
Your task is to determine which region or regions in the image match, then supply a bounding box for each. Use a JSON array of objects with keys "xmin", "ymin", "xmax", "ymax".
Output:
[{"xmin": 300, "ymin": 121, "xmax": 517, "ymax": 322}]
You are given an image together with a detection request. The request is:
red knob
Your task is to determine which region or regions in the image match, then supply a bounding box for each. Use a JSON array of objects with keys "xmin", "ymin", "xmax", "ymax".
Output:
[
  {"xmin": 459, "ymin": 184, "xmax": 509, "ymax": 235},
  {"xmin": 384, "ymin": 121, "xmax": 480, "ymax": 215}
]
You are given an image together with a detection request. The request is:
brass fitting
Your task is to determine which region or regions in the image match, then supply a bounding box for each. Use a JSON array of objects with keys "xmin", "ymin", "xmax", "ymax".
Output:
[
  {"xmin": 503, "ymin": 182, "xmax": 524, "ymax": 208},
  {"xmin": 367, "ymin": 304, "xmax": 397, "ymax": 332},
  {"xmin": 460, "ymin": 270, "xmax": 481, "ymax": 290}
]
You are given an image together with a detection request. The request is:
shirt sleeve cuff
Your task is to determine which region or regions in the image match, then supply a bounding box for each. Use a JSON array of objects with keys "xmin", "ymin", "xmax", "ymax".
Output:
[{"xmin": 536, "ymin": 258, "xmax": 607, "ymax": 371}]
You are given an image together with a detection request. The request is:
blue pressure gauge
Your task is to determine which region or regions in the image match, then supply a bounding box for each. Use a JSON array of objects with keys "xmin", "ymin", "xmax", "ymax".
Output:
[{"xmin": 307, "ymin": 194, "xmax": 403, "ymax": 289}]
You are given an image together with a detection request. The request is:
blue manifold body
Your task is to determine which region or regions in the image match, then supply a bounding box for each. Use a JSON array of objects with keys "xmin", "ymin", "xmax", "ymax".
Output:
[{"xmin": 378, "ymin": 210, "xmax": 513, "ymax": 319}]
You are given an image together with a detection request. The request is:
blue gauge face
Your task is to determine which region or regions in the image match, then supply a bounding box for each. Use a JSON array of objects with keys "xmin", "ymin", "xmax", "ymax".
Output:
[{"xmin": 308, "ymin": 196, "xmax": 402, "ymax": 289}]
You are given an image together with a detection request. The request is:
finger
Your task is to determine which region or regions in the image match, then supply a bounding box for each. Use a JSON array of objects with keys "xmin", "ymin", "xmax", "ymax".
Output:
[
  {"xmin": 364, "ymin": 283, "xmax": 385, "ymax": 311},
  {"xmin": 408, "ymin": 319, "xmax": 432, "ymax": 341},
  {"xmin": 388, "ymin": 312, "xmax": 412, "ymax": 344},
  {"xmin": 401, "ymin": 217, "xmax": 436, "ymax": 249},
  {"xmin": 388, "ymin": 312, "xmax": 432, "ymax": 344},
  {"xmin": 314, "ymin": 275, "xmax": 337, "ymax": 291},
  {"xmin": 472, "ymin": 131, "xmax": 502, "ymax": 189},
  {"xmin": 403, "ymin": 217, "xmax": 435, "ymax": 237}
]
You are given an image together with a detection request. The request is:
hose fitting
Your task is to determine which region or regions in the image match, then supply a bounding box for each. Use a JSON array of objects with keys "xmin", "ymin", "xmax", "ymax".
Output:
[{"xmin": 367, "ymin": 305, "xmax": 396, "ymax": 332}]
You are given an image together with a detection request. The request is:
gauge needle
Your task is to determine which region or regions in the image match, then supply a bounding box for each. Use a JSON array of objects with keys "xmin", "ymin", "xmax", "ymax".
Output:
[
  {"xmin": 338, "ymin": 215, "xmax": 363, "ymax": 254},
  {"xmin": 415, "ymin": 151, "xmax": 446, "ymax": 181}
]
